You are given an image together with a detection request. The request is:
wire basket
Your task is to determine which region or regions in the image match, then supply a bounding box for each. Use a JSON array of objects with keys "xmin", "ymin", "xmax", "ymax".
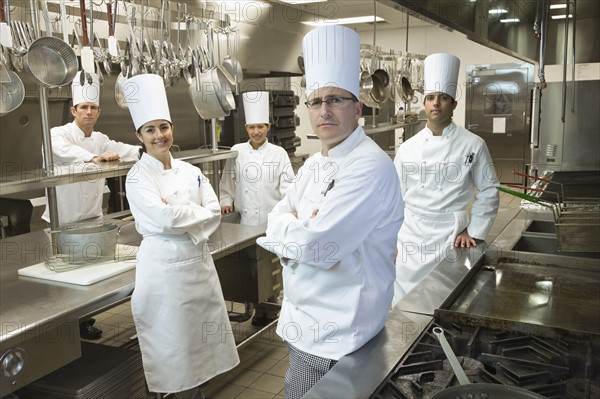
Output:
[{"xmin": 555, "ymin": 215, "xmax": 600, "ymax": 253}]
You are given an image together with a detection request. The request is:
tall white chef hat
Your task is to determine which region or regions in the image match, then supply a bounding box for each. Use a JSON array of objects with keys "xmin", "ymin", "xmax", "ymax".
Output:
[
  {"xmin": 242, "ymin": 91, "xmax": 270, "ymax": 125},
  {"xmin": 423, "ymin": 53, "xmax": 461, "ymax": 100},
  {"xmin": 72, "ymin": 72, "xmax": 100, "ymax": 106},
  {"xmin": 124, "ymin": 74, "xmax": 171, "ymax": 130},
  {"xmin": 302, "ymin": 25, "xmax": 360, "ymax": 99}
]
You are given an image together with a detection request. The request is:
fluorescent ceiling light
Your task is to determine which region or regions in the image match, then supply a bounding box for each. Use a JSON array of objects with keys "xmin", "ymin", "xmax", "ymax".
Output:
[
  {"xmin": 551, "ymin": 14, "xmax": 573, "ymax": 19},
  {"xmin": 500, "ymin": 18, "xmax": 520, "ymax": 23},
  {"xmin": 279, "ymin": 0, "xmax": 327, "ymax": 4},
  {"xmin": 550, "ymin": 4, "xmax": 568, "ymax": 9},
  {"xmin": 302, "ymin": 15, "xmax": 384, "ymax": 26},
  {"xmin": 488, "ymin": 8, "xmax": 508, "ymax": 14}
]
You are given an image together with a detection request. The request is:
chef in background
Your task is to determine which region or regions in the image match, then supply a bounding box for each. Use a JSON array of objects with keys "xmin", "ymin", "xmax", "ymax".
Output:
[
  {"xmin": 42, "ymin": 72, "xmax": 140, "ymax": 226},
  {"xmin": 42, "ymin": 71, "xmax": 140, "ymax": 340},
  {"xmin": 219, "ymin": 90, "xmax": 295, "ymax": 326},
  {"xmin": 392, "ymin": 53, "xmax": 500, "ymax": 306},
  {"xmin": 219, "ymin": 91, "xmax": 294, "ymax": 225},
  {"xmin": 124, "ymin": 74, "xmax": 239, "ymax": 399},
  {"xmin": 257, "ymin": 26, "xmax": 403, "ymax": 398}
]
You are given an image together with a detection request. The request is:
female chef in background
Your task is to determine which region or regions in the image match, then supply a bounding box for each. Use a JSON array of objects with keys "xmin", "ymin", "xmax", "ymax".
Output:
[
  {"xmin": 219, "ymin": 91, "xmax": 295, "ymax": 326},
  {"xmin": 124, "ymin": 74, "xmax": 239, "ymax": 399},
  {"xmin": 219, "ymin": 90, "xmax": 295, "ymax": 225}
]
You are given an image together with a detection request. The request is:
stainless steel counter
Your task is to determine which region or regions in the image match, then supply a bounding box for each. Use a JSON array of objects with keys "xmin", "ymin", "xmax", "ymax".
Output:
[
  {"xmin": 0, "ymin": 220, "xmax": 265, "ymax": 344},
  {"xmin": 303, "ymin": 204, "xmax": 523, "ymax": 398},
  {"xmin": 304, "ymin": 245, "xmax": 486, "ymax": 399},
  {"xmin": 0, "ymin": 218, "xmax": 265, "ymax": 395},
  {"xmin": 0, "ymin": 149, "xmax": 237, "ymax": 196}
]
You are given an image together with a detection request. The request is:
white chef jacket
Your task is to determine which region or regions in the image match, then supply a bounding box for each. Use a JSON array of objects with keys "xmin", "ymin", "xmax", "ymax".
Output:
[
  {"xmin": 257, "ymin": 126, "xmax": 404, "ymax": 360},
  {"xmin": 42, "ymin": 122, "xmax": 140, "ymax": 225},
  {"xmin": 219, "ymin": 140, "xmax": 295, "ymax": 225},
  {"xmin": 125, "ymin": 153, "xmax": 239, "ymax": 392},
  {"xmin": 392, "ymin": 122, "xmax": 499, "ymax": 304}
]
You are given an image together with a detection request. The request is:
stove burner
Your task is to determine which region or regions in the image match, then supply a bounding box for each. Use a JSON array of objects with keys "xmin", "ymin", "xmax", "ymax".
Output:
[{"xmin": 372, "ymin": 323, "xmax": 599, "ymax": 399}]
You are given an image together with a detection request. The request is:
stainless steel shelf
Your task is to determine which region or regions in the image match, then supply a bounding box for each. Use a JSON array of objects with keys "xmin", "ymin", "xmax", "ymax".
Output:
[
  {"xmin": 306, "ymin": 121, "xmax": 419, "ymax": 140},
  {"xmin": 0, "ymin": 150, "xmax": 238, "ymax": 196}
]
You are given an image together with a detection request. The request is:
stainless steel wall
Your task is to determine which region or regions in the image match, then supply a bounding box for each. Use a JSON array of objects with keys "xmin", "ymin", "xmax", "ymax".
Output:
[
  {"xmin": 0, "ymin": 74, "xmax": 210, "ymax": 174},
  {"xmin": 532, "ymin": 79, "xmax": 600, "ymax": 171}
]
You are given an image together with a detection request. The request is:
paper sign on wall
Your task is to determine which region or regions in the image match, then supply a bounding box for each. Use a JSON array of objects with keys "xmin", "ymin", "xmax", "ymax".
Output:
[{"xmin": 493, "ymin": 117, "xmax": 506, "ymax": 134}]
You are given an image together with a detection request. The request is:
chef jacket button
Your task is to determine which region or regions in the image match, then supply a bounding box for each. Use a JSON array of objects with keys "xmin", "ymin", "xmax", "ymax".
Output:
[
  {"xmin": 421, "ymin": 185, "xmax": 425, "ymax": 189},
  {"xmin": 295, "ymin": 306, "xmax": 299, "ymax": 310}
]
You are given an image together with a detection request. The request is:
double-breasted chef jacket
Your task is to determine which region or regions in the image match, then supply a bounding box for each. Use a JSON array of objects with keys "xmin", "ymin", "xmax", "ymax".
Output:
[
  {"xmin": 42, "ymin": 122, "xmax": 140, "ymax": 225},
  {"xmin": 257, "ymin": 126, "xmax": 404, "ymax": 361},
  {"xmin": 220, "ymin": 140, "xmax": 295, "ymax": 225},
  {"xmin": 125, "ymin": 153, "xmax": 239, "ymax": 393},
  {"xmin": 392, "ymin": 122, "xmax": 499, "ymax": 305}
]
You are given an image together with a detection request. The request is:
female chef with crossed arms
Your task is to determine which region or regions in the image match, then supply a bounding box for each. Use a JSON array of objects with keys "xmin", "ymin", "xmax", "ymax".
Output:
[{"xmin": 124, "ymin": 74, "xmax": 239, "ymax": 399}]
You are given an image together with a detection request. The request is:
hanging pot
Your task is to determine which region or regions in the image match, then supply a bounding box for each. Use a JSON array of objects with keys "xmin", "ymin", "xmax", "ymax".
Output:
[
  {"xmin": 401, "ymin": 76, "xmax": 415, "ymax": 103},
  {"xmin": 23, "ymin": 36, "xmax": 79, "ymax": 87},
  {"xmin": 370, "ymin": 73, "xmax": 387, "ymax": 104},
  {"xmin": 188, "ymin": 50, "xmax": 227, "ymax": 120},
  {"xmin": 372, "ymin": 68, "xmax": 390, "ymax": 88},
  {"xmin": 0, "ymin": 70, "xmax": 25, "ymax": 116}
]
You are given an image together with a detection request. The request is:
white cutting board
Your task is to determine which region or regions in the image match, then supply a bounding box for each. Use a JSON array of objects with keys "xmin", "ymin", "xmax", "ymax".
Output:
[{"xmin": 18, "ymin": 245, "xmax": 138, "ymax": 286}]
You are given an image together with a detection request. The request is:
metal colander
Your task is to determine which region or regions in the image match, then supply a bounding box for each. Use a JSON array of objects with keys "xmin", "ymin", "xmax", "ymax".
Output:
[{"xmin": 24, "ymin": 37, "xmax": 78, "ymax": 87}]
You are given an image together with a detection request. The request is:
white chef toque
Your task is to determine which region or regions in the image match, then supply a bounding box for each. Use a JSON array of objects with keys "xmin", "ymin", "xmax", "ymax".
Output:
[
  {"xmin": 124, "ymin": 74, "xmax": 171, "ymax": 130},
  {"xmin": 242, "ymin": 91, "xmax": 270, "ymax": 125},
  {"xmin": 72, "ymin": 72, "xmax": 100, "ymax": 106},
  {"xmin": 302, "ymin": 25, "xmax": 360, "ymax": 99},
  {"xmin": 423, "ymin": 53, "xmax": 461, "ymax": 100}
]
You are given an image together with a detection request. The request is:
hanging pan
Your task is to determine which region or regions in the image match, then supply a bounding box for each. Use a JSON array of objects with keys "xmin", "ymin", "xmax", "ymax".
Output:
[
  {"xmin": 0, "ymin": 52, "xmax": 25, "ymax": 116},
  {"xmin": 22, "ymin": 8, "xmax": 78, "ymax": 89}
]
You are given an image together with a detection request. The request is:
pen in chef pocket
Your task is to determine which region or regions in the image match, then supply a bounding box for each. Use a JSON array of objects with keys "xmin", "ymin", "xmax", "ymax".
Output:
[
  {"xmin": 197, "ymin": 176, "xmax": 201, "ymax": 187},
  {"xmin": 322, "ymin": 179, "xmax": 335, "ymax": 196},
  {"xmin": 465, "ymin": 152, "xmax": 474, "ymax": 165}
]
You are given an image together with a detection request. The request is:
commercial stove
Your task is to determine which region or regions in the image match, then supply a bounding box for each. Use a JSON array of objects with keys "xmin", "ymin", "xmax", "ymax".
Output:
[{"xmin": 371, "ymin": 251, "xmax": 600, "ymax": 399}]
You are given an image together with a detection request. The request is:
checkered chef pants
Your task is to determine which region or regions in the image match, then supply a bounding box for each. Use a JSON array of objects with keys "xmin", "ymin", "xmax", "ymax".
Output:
[{"xmin": 284, "ymin": 343, "xmax": 338, "ymax": 399}]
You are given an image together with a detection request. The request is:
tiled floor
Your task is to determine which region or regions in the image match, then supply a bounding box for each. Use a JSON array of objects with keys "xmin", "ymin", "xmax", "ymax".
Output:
[
  {"xmin": 89, "ymin": 301, "xmax": 287, "ymax": 399},
  {"xmin": 85, "ymin": 191, "xmax": 523, "ymax": 399}
]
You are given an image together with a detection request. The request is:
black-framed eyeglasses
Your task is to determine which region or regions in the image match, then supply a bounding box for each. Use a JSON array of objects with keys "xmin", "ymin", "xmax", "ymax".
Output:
[{"xmin": 304, "ymin": 97, "xmax": 356, "ymax": 109}]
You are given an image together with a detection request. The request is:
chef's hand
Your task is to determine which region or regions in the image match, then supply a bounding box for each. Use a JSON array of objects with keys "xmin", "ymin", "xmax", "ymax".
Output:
[
  {"xmin": 221, "ymin": 206, "xmax": 233, "ymax": 214},
  {"xmin": 311, "ymin": 209, "xmax": 319, "ymax": 218},
  {"xmin": 454, "ymin": 228, "xmax": 477, "ymax": 248},
  {"xmin": 90, "ymin": 151, "xmax": 120, "ymax": 162}
]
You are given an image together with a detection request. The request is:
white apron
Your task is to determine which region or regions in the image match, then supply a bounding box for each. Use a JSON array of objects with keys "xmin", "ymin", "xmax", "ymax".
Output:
[
  {"xmin": 392, "ymin": 206, "xmax": 469, "ymax": 306},
  {"xmin": 131, "ymin": 191, "xmax": 239, "ymax": 393}
]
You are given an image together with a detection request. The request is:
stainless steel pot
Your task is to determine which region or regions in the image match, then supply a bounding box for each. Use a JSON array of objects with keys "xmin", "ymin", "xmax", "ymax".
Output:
[
  {"xmin": 53, "ymin": 222, "xmax": 119, "ymax": 263},
  {"xmin": 0, "ymin": 70, "xmax": 24, "ymax": 116},
  {"xmin": 370, "ymin": 73, "xmax": 387, "ymax": 103},
  {"xmin": 23, "ymin": 36, "xmax": 78, "ymax": 88}
]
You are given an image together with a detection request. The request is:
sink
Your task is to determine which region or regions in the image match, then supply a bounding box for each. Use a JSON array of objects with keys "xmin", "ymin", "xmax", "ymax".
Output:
[
  {"xmin": 525, "ymin": 220, "xmax": 556, "ymax": 234},
  {"xmin": 512, "ymin": 233, "xmax": 599, "ymax": 259}
]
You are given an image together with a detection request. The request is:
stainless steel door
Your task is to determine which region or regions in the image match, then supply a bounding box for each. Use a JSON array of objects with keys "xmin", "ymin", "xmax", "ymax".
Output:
[{"xmin": 466, "ymin": 63, "xmax": 534, "ymax": 184}]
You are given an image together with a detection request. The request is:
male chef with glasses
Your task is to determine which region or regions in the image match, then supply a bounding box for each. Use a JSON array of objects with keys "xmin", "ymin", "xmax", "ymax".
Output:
[{"xmin": 257, "ymin": 25, "xmax": 404, "ymax": 398}]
